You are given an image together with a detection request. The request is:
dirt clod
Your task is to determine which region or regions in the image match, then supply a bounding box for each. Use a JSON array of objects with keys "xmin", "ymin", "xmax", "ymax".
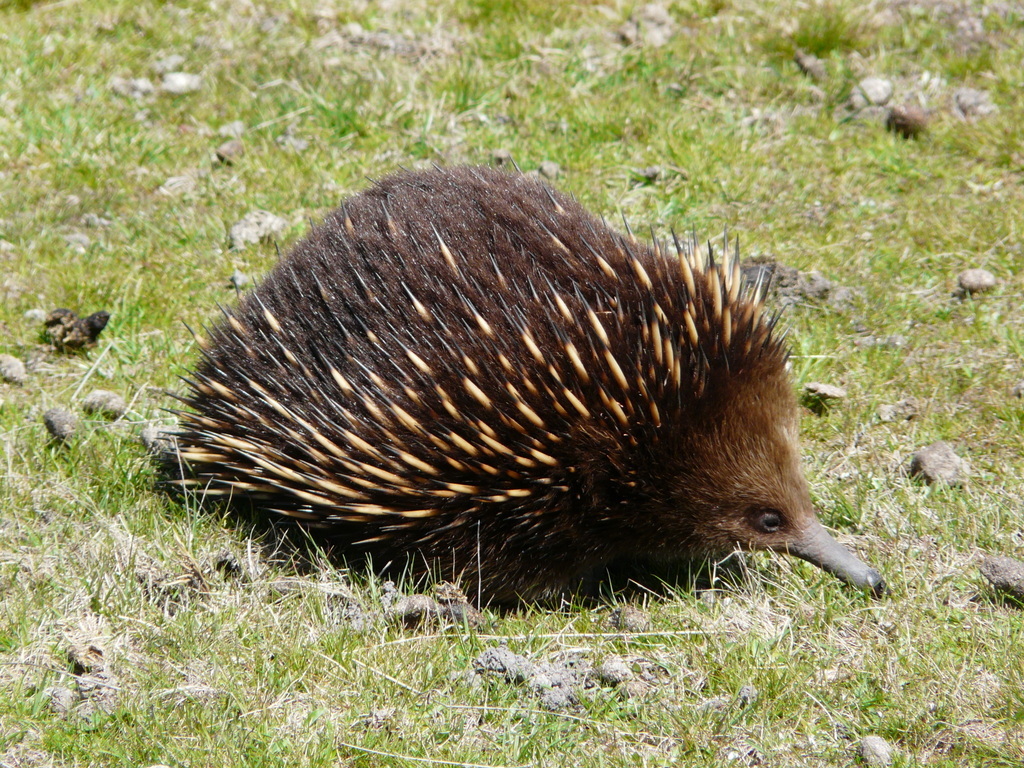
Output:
[
  {"xmin": 979, "ymin": 555, "xmax": 1024, "ymax": 603},
  {"xmin": 0, "ymin": 354, "xmax": 27, "ymax": 385},
  {"xmin": 878, "ymin": 398, "xmax": 919, "ymax": 422},
  {"xmin": 229, "ymin": 211, "xmax": 288, "ymax": 250},
  {"xmin": 956, "ymin": 268, "xmax": 996, "ymax": 297},
  {"xmin": 215, "ymin": 139, "xmax": 245, "ymax": 164},
  {"xmin": 886, "ymin": 103, "xmax": 928, "ymax": 138},
  {"xmin": 608, "ymin": 605, "xmax": 651, "ymax": 632},
  {"xmin": 953, "ymin": 88, "xmax": 996, "ymax": 120},
  {"xmin": 43, "ymin": 408, "xmax": 78, "ymax": 442},
  {"xmin": 473, "ymin": 645, "xmax": 586, "ymax": 711},
  {"xmin": 44, "ymin": 308, "xmax": 110, "ymax": 351},
  {"xmin": 538, "ymin": 161, "xmax": 561, "ymax": 179},
  {"xmin": 908, "ymin": 441, "xmax": 965, "ymax": 486},
  {"xmin": 82, "ymin": 389, "xmax": 127, "ymax": 420},
  {"xmin": 858, "ymin": 735, "xmax": 894, "ymax": 766},
  {"xmin": 596, "ymin": 656, "xmax": 634, "ymax": 686},
  {"xmin": 794, "ymin": 50, "xmax": 826, "ymax": 81}
]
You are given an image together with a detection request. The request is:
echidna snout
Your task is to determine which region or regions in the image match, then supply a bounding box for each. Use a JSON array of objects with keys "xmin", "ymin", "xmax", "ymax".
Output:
[{"xmin": 173, "ymin": 165, "xmax": 884, "ymax": 601}]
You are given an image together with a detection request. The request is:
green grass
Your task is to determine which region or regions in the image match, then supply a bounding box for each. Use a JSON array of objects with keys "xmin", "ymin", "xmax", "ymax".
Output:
[{"xmin": 2, "ymin": 0, "xmax": 1023, "ymax": 766}]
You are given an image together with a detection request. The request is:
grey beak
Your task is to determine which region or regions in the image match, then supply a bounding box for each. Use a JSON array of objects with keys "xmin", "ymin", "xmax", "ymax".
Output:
[{"xmin": 785, "ymin": 518, "xmax": 886, "ymax": 597}]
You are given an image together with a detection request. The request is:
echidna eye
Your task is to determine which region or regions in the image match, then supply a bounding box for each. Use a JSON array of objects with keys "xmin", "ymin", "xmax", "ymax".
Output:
[{"xmin": 751, "ymin": 508, "xmax": 784, "ymax": 534}]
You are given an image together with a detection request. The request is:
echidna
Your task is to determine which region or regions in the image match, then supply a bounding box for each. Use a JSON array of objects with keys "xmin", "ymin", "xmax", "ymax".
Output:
[{"xmin": 174, "ymin": 166, "xmax": 884, "ymax": 601}]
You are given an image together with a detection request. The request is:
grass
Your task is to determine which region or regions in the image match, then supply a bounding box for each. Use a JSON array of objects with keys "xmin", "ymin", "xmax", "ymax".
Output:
[{"xmin": 1, "ymin": 0, "xmax": 1023, "ymax": 765}]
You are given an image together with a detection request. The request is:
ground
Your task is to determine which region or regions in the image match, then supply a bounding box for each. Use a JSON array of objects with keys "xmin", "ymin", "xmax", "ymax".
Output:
[{"xmin": 0, "ymin": 1, "xmax": 1022, "ymax": 766}]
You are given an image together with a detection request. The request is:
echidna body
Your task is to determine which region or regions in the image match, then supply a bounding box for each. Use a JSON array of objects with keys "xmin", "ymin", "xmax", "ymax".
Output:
[{"xmin": 177, "ymin": 166, "xmax": 884, "ymax": 601}]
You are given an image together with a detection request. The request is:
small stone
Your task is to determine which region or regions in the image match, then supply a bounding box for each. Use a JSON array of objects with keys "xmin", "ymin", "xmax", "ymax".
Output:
[
  {"xmin": 538, "ymin": 161, "xmax": 560, "ymax": 179},
  {"xmin": 908, "ymin": 441, "xmax": 965, "ymax": 486},
  {"xmin": 804, "ymin": 382, "xmax": 847, "ymax": 401},
  {"xmin": 855, "ymin": 78, "xmax": 894, "ymax": 107},
  {"xmin": 161, "ymin": 72, "xmax": 202, "ymax": 94},
  {"xmin": 979, "ymin": 555, "xmax": 1024, "ymax": 602},
  {"xmin": 492, "ymin": 148, "xmax": 514, "ymax": 166},
  {"xmin": 110, "ymin": 77, "xmax": 155, "ymax": 99},
  {"xmin": 65, "ymin": 232, "xmax": 91, "ymax": 252},
  {"xmin": 0, "ymin": 354, "xmax": 27, "ymax": 385},
  {"xmin": 794, "ymin": 50, "xmax": 826, "ymax": 81},
  {"xmin": 82, "ymin": 389, "xmax": 127, "ymax": 420},
  {"xmin": 608, "ymin": 605, "xmax": 651, "ymax": 632},
  {"xmin": 82, "ymin": 213, "xmax": 112, "ymax": 228},
  {"xmin": 229, "ymin": 269, "xmax": 250, "ymax": 290},
  {"xmin": 596, "ymin": 656, "xmax": 633, "ymax": 686},
  {"xmin": 157, "ymin": 174, "xmax": 197, "ymax": 196},
  {"xmin": 886, "ymin": 103, "xmax": 928, "ymax": 138},
  {"xmin": 44, "ymin": 408, "xmax": 78, "ymax": 442},
  {"xmin": 878, "ymin": 398, "xmax": 919, "ymax": 422},
  {"xmin": 953, "ymin": 88, "xmax": 996, "ymax": 120},
  {"xmin": 276, "ymin": 133, "xmax": 309, "ymax": 152},
  {"xmin": 857, "ymin": 735, "xmax": 894, "ymax": 767},
  {"xmin": 956, "ymin": 268, "xmax": 996, "ymax": 296},
  {"xmin": 152, "ymin": 54, "xmax": 185, "ymax": 74},
  {"xmin": 632, "ymin": 165, "xmax": 662, "ymax": 182},
  {"xmin": 218, "ymin": 120, "xmax": 246, "ymax": 138},
  {"xmin": 215, "ymin": 139, "xmax": 244, "ymax": 164},
  {"xmin": 229, "ymin": 210, "xmax": 288, "ymax": 250},
  {"xmin": 1013, "ymin": 381, "xmax": 1024, "ymax": 399},
  {"xmin": 23, "ymin": 308, "xmax": 47, "ymax": 323}
]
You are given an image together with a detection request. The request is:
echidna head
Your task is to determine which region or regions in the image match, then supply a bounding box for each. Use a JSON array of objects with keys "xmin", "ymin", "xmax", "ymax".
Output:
[{"xmin": 659, "ymin": 366, "xmax": 886, "ymax": 595}]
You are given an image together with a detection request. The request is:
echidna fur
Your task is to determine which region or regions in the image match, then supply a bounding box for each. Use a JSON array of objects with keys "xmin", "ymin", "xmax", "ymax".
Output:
[{"xmin": 173, "ymin": 166, "xmax": 884, "ymax": 601}]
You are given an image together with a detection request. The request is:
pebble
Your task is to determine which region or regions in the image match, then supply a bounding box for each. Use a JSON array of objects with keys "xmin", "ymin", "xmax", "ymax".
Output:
[
  {"xmin": 886, "ymin": 103, "xmax": 928, "ymax": 138},
  {"xmin": 215, "ymin": 139, "xmax": 245, "ymax": 164},
  {"xmin": 857, "ymin": 735, "xmax": 894, "ymax": 767},
  {"xmin": 276, "ymin": 133, "xmax": 309, "ymax": 153},
  {"xmin": 492, "ymin": 148, "xmax": 514, "ymax": 166},
  {"xmin": 229, "ymin": 210, "xmax": 288, "ymax": 250},
  {"xmin": 218, "ymin": 120, "xmax": 246, "ymax": 138},
  {"xmin": 82, "ymin": 389, "xmax": 127, "ymax": 420},
  {"xmin": 44, "ymin": 408, "xmax": 78, "ymax": 442},
  {"xmin": 82, "ymin": 213, "xmax": 112, "ymax": 228},
  {"xmin": 953, "ymin": 88, "xmax": 997, "ymax": 119},
  {"xmin": 23, "ymin": 308, "xmax": 47, "ymax": 323},
  {"xmin": 538, "ymin": 161, "xmax": 561, "ymax": 179},
  {"xmin": 110, "ymin": 77, "xmax": 155, "ymax": 99},
  {"xmin": 803, "ymin": 382, "xmax": 847, "ymax": 401},
  {"xmin": 0, "ymin": 354, "xmax": 27, "ymax": 385},
  {"xmin": 632, "ymin": 165, "xmax": 662, "ymax": 182},
  {"xmin": 65, "ymin": 233, "xmax": 91, "ymax": 252},
  {"xmin": 978, "ymin": 555, "xmax": 1024, "ymax": 602},
  {"xmin": 229, "ymin": 269, "xmax": 250, "ymax": 290},
  {"xmin": 854, "ymin": 77, "xmax": 894, "ymax": 108},
  {"xmin": 161, "ymin": 72, "xmax": 202, "ymax": 94},
  {"xmin": 908, "ymin": 441, "xmax": 965, "ymax": 486},
  {"xmin": 956, "ymin": 268, "xmax": 996, "ymax": 296},
  {"xmin": 152, "ymin": 54, "xmax": 185, "ymax": 74}
]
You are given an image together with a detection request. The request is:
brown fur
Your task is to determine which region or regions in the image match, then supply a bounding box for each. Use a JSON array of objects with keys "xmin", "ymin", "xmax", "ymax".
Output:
[{"xmin": 176, "ymin": 166, "xmax": 824, "ymax": 601}]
